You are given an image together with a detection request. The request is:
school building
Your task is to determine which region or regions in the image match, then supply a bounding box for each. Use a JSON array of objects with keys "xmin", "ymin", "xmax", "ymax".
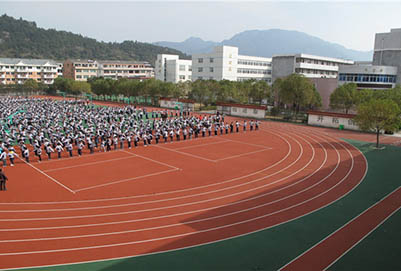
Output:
[{"xmin": 0, "ymin": 58, "xmax": 59, "ymax": 85}]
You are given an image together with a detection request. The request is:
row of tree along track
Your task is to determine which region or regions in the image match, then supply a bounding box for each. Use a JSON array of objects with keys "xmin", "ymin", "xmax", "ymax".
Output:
[{"xmin": 0, "ymin": 121, "xmax": 367, "ymax": 270}]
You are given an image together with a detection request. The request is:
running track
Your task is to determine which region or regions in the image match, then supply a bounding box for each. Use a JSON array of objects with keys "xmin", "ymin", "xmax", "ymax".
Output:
[{"xmin": 0, "ymin": 118, "xmax": 372, "ymax": 270}]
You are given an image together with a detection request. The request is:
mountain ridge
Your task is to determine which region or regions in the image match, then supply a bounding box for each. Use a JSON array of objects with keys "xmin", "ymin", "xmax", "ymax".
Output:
[
  {"xmin": 155, "ymin": 29, "xmax": 372, "ymax": 61},
  {"xmin": 0, "ymin": 14, "xmax": 189, "ymax": 65}
]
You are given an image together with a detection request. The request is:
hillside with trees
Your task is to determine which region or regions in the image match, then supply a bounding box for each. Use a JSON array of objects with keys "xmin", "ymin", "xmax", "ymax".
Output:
[{"xmin": 0, "ymin": 14, "xmax": 189, "ymax": 64}]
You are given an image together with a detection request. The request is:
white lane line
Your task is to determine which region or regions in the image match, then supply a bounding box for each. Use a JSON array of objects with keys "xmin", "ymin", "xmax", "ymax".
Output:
[
  {"xmin": 0, "ymin": 136, "xmax": 352, "ymax": 254},
  {"xmin": 0, "ymin": 131, "xmax": 303, "ymax": 218},
  {"xmin": 216, "ymin": 148, "xmax": 270, "ymax": 162},
  {"xmin": 174, "ymin": 139, "xmax": 229, "ymax": 151},
  {"xmin": 16, "ymin": 157, "xmax": 76, "ymax": 194},
  {"xmin": 43, "ymin": 156, "xmax": 137, "ymax": 173},
  {"xmin": 0, "ymin": 133, "xmax": 326, "ymax": 242},
  {"xmin": 0, "ymin": 131, "xmax": 288, "ymax": 206},
  {"xmin": 0, "ymin": 130, "xmax": 364, "ymax": 271},
  {"xmin": 153, "ymin": 145, "xmax": 217, "ymax": 163},
  {"xmin": 121, "ymin": 150, "xmax": 180, "ymax": 170},
  {"xmin": 74, "ymin": 168, "xmax": 180, "ymax": 193},
  {"xmin": 223, "ymin": 138, "xmax": 272, "ymax": 149},
  {"xmin": 0, "ymin": 131, "xmax": 301, "ymax": 214},
  {"xmin": 277, "ymin": 127, "xmax": 368, "ymax": 271},
  {"xmin": 324, "ymin": 195, "xmax": 401, "ymax": 270},
  {"xmin": 0, "ymin": 132, "xmax": 320, "ymax": 227}
]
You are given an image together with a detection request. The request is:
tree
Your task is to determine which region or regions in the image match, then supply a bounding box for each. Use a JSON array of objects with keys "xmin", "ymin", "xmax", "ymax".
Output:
[
  {"xmin": 249, "ymin": 80, "xmax": 271, "ymax": 105},
  {"xmin": 279, "ymin": 74, "xmax": 315, "ymax": 115},
  {"xmin": 354, "ymin": 88, "xmax": 374, "ymax": 105},
  {"xmin": 329, "ymin": 83, "xmax": 357, "ymax": 114},
  {"xmin": 189, "ymin": 80, "xmax": 211, "ymax": 110},
  {"xmin": 354, "ymin": 99, "xmax": 401, "ymax": 148},
  {"xmin": 70, "ymin": 81, "xmax": 91, "ymax": 95},
  {"xmin": 386, "ymin": 85, "xmax": 401, "ymax": 108},
  {"xmin": 23, "ymin": 79, "xmax": 39, "ymax": 94}
]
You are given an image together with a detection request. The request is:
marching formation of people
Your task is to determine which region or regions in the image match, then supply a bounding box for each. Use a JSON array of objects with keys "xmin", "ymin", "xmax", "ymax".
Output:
[{"xmin": 0, "ymin": 97, "xmax": 260, "ymax": 166}]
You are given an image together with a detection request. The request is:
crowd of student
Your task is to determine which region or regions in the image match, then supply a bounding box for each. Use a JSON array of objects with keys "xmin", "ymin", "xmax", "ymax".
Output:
[{"xmin": 0, "ymin": 97, "xmax": 260, "ymax": 167}]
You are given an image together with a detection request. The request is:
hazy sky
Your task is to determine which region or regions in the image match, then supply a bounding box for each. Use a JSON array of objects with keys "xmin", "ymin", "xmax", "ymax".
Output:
[{"xmin": 1, "ymin": 1, "xmax": 400, "ymax": 52}]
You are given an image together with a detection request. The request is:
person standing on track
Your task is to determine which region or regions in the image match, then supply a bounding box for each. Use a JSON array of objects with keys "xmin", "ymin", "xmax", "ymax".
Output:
[
  {"xmin": 0, "ymin": 151, "xmax": 7, "ymax": 167},
  {"xmin": 36, "ymin": 147, "xmax": 42, "ymax": 163},
  {"xmin": 8, "ymin": 150, "xmax": 17, "ymax": 166},
  {"xmin": 45, "ymin": 144, "xmax": 54, "ymax": 160},
  {"xmin": 66, "ymin": 142, "xmax": 73, "ymax": 157},
  {"xmin": 23, "ymin": 148, "xmax": 29, "ymax": 163},
  {"xmin": 0, "ymin": 168, "xmax": 8, "ymax": 191}
]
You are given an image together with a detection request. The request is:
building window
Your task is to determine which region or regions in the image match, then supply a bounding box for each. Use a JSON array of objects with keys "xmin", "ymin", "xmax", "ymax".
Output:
[
  {"xmin": 317, "ymin": 116, "xmax": 324, "ymax": 122},
  {"xmin": 232, "ymin": 107, "xmax": 237, "ymax": 112},
  {"xmin": 332, "ymin": 118, "xmax": 339, "ymax": 124},
  {"xmin": 210, "ymin": 58, "xmax": 214, "ymax": 63},
  {"xmin": 348, "ymin": 119, "xmax": 355, "ymax": 126},
  {"xmin": 253, "ymin": 109, "xmax": 258, "ymax": 114},
  {"xmin": 243, "ymin": 108, "xmax": 247, "ymax": 113},
  {"xmin": 179, "ymin": 75, "xmax": 185, "ymax": 80},
  {"xmin": 188, "ymin": 66, "xmax": 192, "ymax": 71},
  {"xmin": 198, "ymin": 67, "xmax": 203, "ymax": 72},
  {"xmin": 209, "ymin": 67, "xmax": 214, "ymax": 72},
  {"xmin": 179, "ymin": 65, "xmax": 186, "ymax": 71},
  {"xmin": 198, "ymin": 58, "xmax": 203, "ymax": 63}
]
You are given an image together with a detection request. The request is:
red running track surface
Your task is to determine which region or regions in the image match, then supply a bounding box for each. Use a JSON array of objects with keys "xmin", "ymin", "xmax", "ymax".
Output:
[{"xmin": 0, "ymin": 120, "xmax": 368, "ymax": 270}]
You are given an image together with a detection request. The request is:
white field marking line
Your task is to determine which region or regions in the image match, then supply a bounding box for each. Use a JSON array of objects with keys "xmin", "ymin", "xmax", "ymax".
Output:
[
  {"xmin": 0, "ymin": 136, "xmax": 354, "ymax": 255},
  {"xmin": 215, "ymin": 148, "xmax": 271, "ymax": 162},
  {"xmin": 15, "ymin": 156, "xmax": 76, "ymax": 194},
  {"xmin": 121, "ymin": 150, "xmax": 180, "ymax": 170},
  {"xmin": 73, "ymin": 168, "xmax": 180, "ymax": 193},
  {"xmin": 0, "ymin": 132, "xmax": 305, "ymax": 218},
  {"xmin": 223, "ymin": 138, "xmax": 272, "ymax": 149},
  {"xmin": 0, "ymin": 131, "xmax": 329, "ymax": 238},
  {"xmin": 153, "ymin": 144, "xmax": 217, "ymax": 163},
  {"xmin": 0, "ymin": 132, "xmax": 365, "ymax": 271},
  {"xmin": 324, "ymin": 192, "xmax": 401, "ymax": 270},
  {"xmin": 43, "ymin": 156, "xmax": 137, "ymax": 173},
  {"xmin": 277, "ymin": 129, "xmax": 366, "ymax": 271},
  {"xmin": 174, "ymin": 139, "xmax": 230, "ymax": 151},
  {"xmin": 33, "ymin": 149, "xmax": 126, "ymax": 165},
  {"xmin": 0, "ymin": 133, "xmax": 327, "ymax": 243},
  {"xmin": 0, "ymin": 130, "xmax": 284, "ymax": 206}
]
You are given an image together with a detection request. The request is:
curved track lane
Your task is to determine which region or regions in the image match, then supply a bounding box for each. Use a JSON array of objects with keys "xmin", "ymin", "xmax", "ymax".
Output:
[{"xmin": 0, "ymin": 122, "xmax": 367, "ymax": 270}]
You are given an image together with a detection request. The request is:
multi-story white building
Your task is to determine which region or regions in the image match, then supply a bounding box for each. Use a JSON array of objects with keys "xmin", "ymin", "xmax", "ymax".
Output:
[
  {"xmin": 0, "ymin": 58, "xmax": 58, "ymax": 85},
  {"xmin": 272, "ymin": 53, "xmax": 354, "ymax": 82},
  {"xmin": 192, "ymin": 46, "xmax": 272, "ymax": 83},
  {"xmin": 56, "ymin": 62, "xmax": 63, "ymax": 77},
  {"xmin": 155, "ymin": 54, "xmax": 192, "ymax": 83},
  {"xmin": 98, "ymin": 60, "xmax": 154, "ymax": 80},
  {"xmin": 338, "ymin": 64, "xmax": 398, "ymax": 89}
]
